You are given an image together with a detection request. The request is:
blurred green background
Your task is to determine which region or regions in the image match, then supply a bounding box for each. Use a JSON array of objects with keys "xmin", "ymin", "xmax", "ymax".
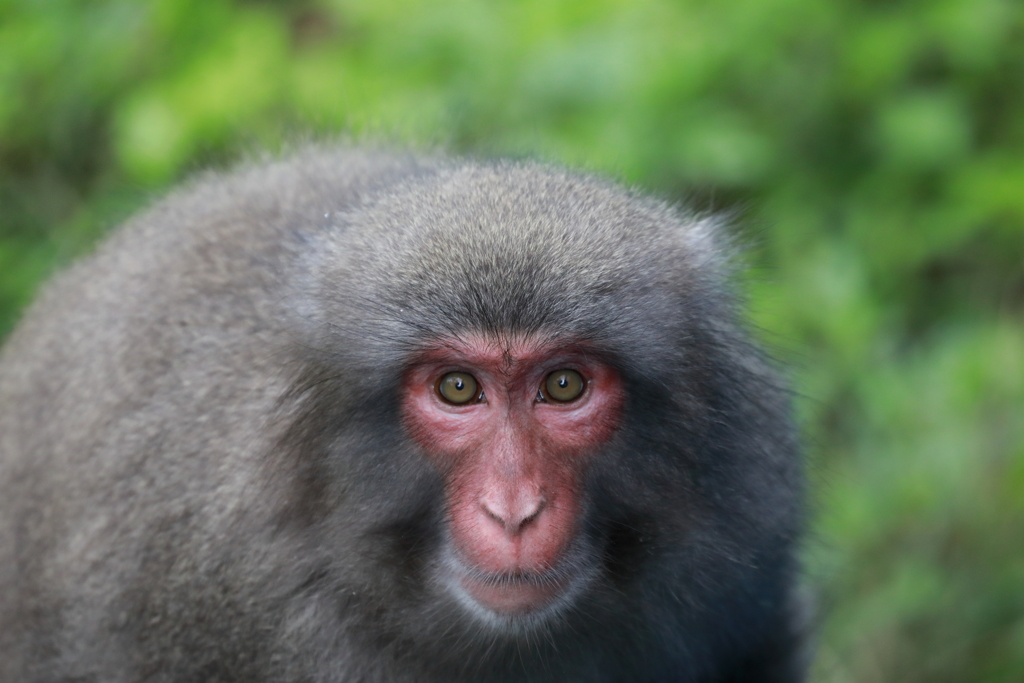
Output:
[{"xmin": 1, "ymin": 0, "xmax": 1022, "ymax": 680}]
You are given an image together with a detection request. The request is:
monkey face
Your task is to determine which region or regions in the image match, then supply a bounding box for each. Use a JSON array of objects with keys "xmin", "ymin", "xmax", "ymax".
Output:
[{"xmin": 401, "ymin": 333, "xmax": 623, "ymax": 619}]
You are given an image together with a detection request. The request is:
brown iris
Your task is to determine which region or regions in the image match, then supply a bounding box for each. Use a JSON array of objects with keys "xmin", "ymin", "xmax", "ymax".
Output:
[
  {"xmin": 438, "ymin": 372, "xmax": 479, "ymax": 404},
  {"xmin": 544, "ymin": 369, "xmax": 585, "ymax": 402}
]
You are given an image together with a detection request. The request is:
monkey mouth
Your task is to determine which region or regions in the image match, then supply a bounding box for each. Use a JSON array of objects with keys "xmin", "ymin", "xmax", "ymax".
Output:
[
  {"xmin": 444, "ymin": 551, "xmax": 595, "ymax": 622},
  {"xmin": 458, "ymin": 568, "xmax": 567, "ymax": 615}
]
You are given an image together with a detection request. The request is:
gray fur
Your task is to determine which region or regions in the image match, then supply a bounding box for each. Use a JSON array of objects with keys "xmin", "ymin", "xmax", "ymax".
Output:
[{"xmin": 0, "ymin": 147, "xmax": 805, "ymax": 682}]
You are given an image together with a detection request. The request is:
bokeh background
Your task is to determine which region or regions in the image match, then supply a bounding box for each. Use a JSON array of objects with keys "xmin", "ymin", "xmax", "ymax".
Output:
[{"xmin": 2, "ymin": 0, "xmax": 1023, "ymax": 680}]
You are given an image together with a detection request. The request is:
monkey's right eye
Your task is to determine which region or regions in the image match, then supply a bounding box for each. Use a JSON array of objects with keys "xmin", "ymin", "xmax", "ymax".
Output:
[{"xmin": 437, "ymin": 372, "xmax": 479, "ymax": 405}]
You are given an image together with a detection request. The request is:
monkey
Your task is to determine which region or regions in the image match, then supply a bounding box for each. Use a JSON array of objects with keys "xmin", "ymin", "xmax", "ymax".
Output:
[{"xmin": 0, "ymin": 146, "xmax": 806, "ymax": 683}]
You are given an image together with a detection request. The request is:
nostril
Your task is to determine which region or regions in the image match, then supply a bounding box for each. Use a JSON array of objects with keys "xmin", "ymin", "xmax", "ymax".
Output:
[
  {"xmin": 482, "ymin": 504, "xmax": 506, "ymax": 527},
  {"xmin": 519, "ymin": 506, "xmax": 542, "ymax": 528}
]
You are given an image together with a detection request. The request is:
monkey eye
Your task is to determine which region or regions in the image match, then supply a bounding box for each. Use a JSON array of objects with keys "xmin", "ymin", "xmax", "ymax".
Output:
[
  {"xmin": 437, "ymin": 371, "xmax": 479, "ymax": 405},
  {"xmin": 543, "ymin": 369, "xmax": 585, "ymax": 403}
]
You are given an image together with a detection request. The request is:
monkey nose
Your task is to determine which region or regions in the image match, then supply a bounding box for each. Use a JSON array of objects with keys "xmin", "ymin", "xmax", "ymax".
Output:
[{"xmin": 479, "ymin": 492, "xmax": 545, "ymax": 535}]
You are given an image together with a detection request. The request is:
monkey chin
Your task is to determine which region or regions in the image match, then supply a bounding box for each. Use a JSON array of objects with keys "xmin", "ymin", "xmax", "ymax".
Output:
[{"xmin": 441, "ymin": 547, "xmax": 597, "ymax": 630}]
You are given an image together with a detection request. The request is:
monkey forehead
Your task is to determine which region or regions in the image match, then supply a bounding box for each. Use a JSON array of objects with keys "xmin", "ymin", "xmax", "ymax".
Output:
[
  {"xmin": 418, "ymin": 332, "xmax": 565, "ymax": 362},
  {"xmin": 406, "ymin": 333, "xmax": 604, "ymax": 376}
]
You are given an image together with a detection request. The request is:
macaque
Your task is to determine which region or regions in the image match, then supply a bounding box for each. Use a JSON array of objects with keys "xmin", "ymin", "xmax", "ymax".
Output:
[{"xmin": 0, "ymin": 148, "xmax": 805, "ymax": 682}]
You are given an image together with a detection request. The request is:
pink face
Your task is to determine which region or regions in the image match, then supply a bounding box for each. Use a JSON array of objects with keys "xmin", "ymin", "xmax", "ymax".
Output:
[{"xmin": 402, "ymin": 334, "xmax": 624, "ymax": 616}]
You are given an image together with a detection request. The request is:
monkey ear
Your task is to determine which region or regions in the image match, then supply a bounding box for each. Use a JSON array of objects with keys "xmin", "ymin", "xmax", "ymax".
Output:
[{"xmin": 675, "ymin": 215, "xmax": 733, "ymax": 272}]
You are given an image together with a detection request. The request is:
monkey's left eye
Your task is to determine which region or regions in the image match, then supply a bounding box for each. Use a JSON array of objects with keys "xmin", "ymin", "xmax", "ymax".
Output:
[
  {"xmin": 544, "ymin": 369, "xmax": 585, "ymax": 403},
  {"xmin": 437, "ymin": 372, "xmax": 479, "ymax": 405}
]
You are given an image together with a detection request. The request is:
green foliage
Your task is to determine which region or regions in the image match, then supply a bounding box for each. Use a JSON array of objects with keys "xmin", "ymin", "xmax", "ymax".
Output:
[{"xmin": 1, "ymin": 0, "xmax": 1022, "ymax": 679}]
